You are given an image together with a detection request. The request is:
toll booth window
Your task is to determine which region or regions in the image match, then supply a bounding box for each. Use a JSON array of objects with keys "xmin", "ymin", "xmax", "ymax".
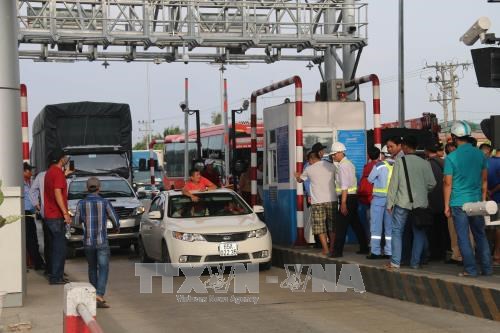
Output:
[
  {"xmin": 269, "ymin": 130, "xmax": 276, "ymax": 144},
  {"xmin": 268, "ymin": 149, "xmax": 278, "ymax": 184},
  {"xmin": 304, "ymin": 132, "xmax": 334, "ymax": 159}
]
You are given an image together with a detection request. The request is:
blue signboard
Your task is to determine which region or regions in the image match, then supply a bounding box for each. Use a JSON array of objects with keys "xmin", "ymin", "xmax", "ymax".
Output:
[
  {"xmin": 276, "ymin": 126, "xmax": 290, "ymax": 183},
  {"xmin": 337, "ymin": 130, "xmax": 367, "ymax": 181}
]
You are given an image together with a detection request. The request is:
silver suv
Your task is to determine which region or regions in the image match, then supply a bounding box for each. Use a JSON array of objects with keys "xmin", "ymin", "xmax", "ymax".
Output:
[{"xmin": 66, "ymin": 175, "xmax": 145, "ymax": 253}]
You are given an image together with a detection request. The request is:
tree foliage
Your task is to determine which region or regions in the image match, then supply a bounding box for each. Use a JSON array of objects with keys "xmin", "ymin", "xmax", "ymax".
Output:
[
  {"xmin": 211, "ymin": 112, "xmax": 222, "ymax": 125},
  {"xmin": 133, "ymin": 126, "xmax": 183, "ymax": 150}
]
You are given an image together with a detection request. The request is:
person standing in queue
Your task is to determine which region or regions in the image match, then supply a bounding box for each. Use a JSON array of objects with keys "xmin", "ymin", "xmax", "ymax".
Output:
[
  {"xmin": 295, "ymin": 151, "xmax": 337, "ymax": 256},
  {"xmin": 330, "ymin": 142, "xmax": 369, "ymax": 258},
  {"xmin": 44, "ymin": 149, "xmax": 71, "ymax": 285},
  {"xmin": 444, "ymin": 121, "xmax": 492, "ymax": 277},
  {"xmin": 367, "ymin": 148, "xmax": 395, "ymax": 259},
  {"xmin": 385, "ymin": 136, "xmax": 436, "ymax": 271},
  {"xmin": 24, "ymin": 162, "xmax": 45, "ymax": 270},
  {"xmin": 29, "ymin": 169, "xmax": 50, "ymax": 275}
]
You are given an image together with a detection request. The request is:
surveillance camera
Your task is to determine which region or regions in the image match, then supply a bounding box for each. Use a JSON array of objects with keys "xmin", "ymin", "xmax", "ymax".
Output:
[
  {"xmin": 182, "ymin": 53, "xmax": 189, "ymax": 64},
  {"xmin": 179, "ymin": 102, "xmax": 187, "ymax": 111},
  {"xmin": 460, "ymin": 17, "xmax": 491, "ymax": 46},
  {"xmin": 241, "ymin": 99, "xmax": 250, "ymax": 110}
]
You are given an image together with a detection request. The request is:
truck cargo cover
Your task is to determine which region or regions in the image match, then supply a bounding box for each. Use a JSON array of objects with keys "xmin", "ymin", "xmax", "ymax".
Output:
[
  {"xmin": 32, "ymin": 101, "xmax": 132, "ymax": 169},
  {"xmin": 33, "ymin": 101, "xmax": 132, "ymax": 150}
]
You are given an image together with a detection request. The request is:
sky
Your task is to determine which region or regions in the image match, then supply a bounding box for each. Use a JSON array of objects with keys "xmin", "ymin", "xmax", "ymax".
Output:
[{"xmin": 19, "ymin": 0, "xmax": 500, "ymax": 145}]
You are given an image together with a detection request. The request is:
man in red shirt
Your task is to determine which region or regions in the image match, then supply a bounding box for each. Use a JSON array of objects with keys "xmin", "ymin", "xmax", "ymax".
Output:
[
  {"xmin": 44, "ymin": 148, "xmax": 71, "ymax": 285},
  {"xmin": 182, "ymin": 169, "xmax": 217, "ymax": 202},
  {"xmin": 201, "ymin": 160, "xmax": 221, "ymax": 187},
  {"xmin": 357, "ymin": 146, "xmax": 381, "ymax": 240}
]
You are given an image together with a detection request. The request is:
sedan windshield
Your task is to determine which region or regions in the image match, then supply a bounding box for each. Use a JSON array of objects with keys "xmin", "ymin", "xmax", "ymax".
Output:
[
  {"xmin": 69, "ymin": 179, "xmax": 134, "ymax": 200},
  {"xmin": 168, "ymin": 193, "xmax": 251, "ymax": 218}
]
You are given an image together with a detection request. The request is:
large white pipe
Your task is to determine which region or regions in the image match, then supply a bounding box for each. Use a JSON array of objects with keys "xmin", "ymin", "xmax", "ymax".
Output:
[{"xmin": 462, "ymin": 201, "xmax": 498, "ymax": 216}]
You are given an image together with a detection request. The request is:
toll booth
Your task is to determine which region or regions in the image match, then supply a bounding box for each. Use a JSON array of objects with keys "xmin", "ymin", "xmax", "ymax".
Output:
[{"xmin": 263, "ymin": 101, "xmax": 367, "ymax": 246}]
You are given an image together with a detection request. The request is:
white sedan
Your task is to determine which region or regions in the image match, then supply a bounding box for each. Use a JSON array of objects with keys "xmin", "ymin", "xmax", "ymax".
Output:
[{"xmin": 138, "ymin": 189, "xmax": 272, "ymax": 269}]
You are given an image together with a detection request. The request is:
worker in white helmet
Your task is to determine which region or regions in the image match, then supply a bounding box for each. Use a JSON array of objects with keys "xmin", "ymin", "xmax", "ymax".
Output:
[
  {"xmin": 329, "ymin": 142, "xmax": 369, "ymax": 258},
  {"xmin": 444, "ymin": 121, "xmax": 491, "ymax": 277},
  {"xmin": 380, "ymin": 145, "xmax": 391, "ymax": 160}
]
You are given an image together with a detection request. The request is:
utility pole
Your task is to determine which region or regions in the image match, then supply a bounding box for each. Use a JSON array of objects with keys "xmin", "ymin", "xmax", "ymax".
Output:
[
  {"xmin": 398, "ymin": 0, "xmax": 405, "ymax": 126},
  {"xmin": 425, "ymin": 61, "xmax": 471, "ymax": 131},
  {"xmin": 138, "ymin": 119, "xmax": 155, "ymax": 147}
]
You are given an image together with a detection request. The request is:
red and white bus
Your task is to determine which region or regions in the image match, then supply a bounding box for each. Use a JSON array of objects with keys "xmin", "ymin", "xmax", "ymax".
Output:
[{"xmin": 163, "ymin": 122, "xmax": 264, "ymax": 189}]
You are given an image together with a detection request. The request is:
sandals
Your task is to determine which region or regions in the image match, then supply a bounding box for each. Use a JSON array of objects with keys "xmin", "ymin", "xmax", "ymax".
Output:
[
  {"xmin": 97, "ymin": 300, "xmax": 110, "ymax": 308},
  {"xmin": 383, "ymin": 263, "xmax": 400, "ymax": 272}
]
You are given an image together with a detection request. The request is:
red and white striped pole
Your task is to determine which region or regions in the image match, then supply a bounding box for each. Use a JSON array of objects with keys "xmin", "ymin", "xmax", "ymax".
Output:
[
  {"xmin": 149, "ymin": 140, "xmax": 158, "ymax": 187},
  {"xmin": 223, "ymin": 78, "xmax": 230, "ymax": 186},
  {"xmin": 20, "ymin": 84, "xmax": 29, "ymax": 162},
  {"xmin": 64, "ymin": 283, "xmax": 103, "ymax": 333},
  {"xmin": 250, "ymin": 76, "xmax": 307, "ymax": 246},
  {"xmin": 345, "ymin": 74, "xmax": 382, "ymax": 149}
]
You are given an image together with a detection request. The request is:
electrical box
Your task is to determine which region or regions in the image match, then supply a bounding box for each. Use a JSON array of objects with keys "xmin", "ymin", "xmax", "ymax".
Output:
[{"xmin": 471, "ymin": 47, "xmax": 500, "ymax": 88}]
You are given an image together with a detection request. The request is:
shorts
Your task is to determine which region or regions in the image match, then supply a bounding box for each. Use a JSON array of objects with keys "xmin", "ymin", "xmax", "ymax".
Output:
[{"xmin": 311, "ymin": 202, "xmax": 336, "ymax": 235}]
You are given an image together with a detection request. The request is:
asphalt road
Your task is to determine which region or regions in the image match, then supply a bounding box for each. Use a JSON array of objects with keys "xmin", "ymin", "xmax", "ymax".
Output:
[{"xmin": 54, "ymin": 252, "xmax": 500, "ymax": 333}]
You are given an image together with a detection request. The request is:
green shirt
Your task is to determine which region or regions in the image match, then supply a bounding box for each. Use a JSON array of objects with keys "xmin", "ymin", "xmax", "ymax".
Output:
[
  {"xmin": 387, "ymin": 155, "xmax": 436, "ymax": 210},
  {"xmin": 443, "ymin": 143, "xmax": 487, "ymax": 207}
]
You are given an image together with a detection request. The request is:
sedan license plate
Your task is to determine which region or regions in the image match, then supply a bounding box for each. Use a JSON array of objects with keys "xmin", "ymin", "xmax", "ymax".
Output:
[{"xmin": 219, "ymin": 243, "xmax": 238, "ymax": 257}]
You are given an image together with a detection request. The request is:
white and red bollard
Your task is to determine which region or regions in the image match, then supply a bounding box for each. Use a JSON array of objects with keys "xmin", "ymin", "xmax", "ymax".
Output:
[{"xmin": 64, "ymin": 283, "xmax": 103, "ymax": 333}]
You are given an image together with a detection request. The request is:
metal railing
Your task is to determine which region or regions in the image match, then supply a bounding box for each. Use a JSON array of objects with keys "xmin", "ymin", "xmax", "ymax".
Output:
[{"xmin": 16, "ymin": 0, "xmax": 368, "ymax": 63}]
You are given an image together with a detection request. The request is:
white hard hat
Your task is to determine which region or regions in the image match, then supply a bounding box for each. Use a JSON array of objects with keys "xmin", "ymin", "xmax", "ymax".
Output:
[
  {"xmin": 329, "ymin": 142, "xmax": 346, "ymax": 155},
  {"xmin": 450, "ymin": 121, "xmax": 472, "ymax": 138},
  {"xmin": 381, "ymin": 145, "xmax": 391, "ymax": 157}
]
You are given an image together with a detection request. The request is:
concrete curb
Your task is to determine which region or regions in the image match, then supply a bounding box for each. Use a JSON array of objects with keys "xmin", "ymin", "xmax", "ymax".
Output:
[{"xmin": 272, "ymin": 246, "xmax": 500, "ymax": 321}]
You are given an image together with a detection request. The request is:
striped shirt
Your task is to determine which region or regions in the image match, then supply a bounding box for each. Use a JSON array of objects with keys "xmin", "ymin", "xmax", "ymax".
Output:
[
  {"xmin": 75, "ymin": 194, "xmax": 120, "ymax": 247},
  {"xmin": 335, "ymin": 157, "xmax": 357, "ymax": 194}
]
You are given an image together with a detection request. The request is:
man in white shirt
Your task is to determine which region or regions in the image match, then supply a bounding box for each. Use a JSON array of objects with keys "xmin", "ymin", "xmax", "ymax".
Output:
[
  {"xmin": 295, "ymin": 151, "xmax": 337, "ymax": 256},
  {"xmin": 29, "ymin": 171, "xmax": 51, "ymax": 275}
]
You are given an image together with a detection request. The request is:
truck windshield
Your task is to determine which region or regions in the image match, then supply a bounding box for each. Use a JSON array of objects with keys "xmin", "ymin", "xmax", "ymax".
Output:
[
  {"xmin": 70, "ymin": 153, "xmax": 128, "ymax": 177},
  {"xmin": 68, "ymin": 179, "xmax": 134, "ymax": 200}
]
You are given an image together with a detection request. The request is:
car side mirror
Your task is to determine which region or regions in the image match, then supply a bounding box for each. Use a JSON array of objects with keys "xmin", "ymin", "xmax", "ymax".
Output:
[
  {"xmin": 137, "ymin": 191, "xmax": 147, "ymax": 199},
  {"xmin": 253, "ymin": 205, "xmax": 264, "ymax": 214},
  {"xmin": 148, "ymin": 211, "xmax": 162, "ymax": 220}
]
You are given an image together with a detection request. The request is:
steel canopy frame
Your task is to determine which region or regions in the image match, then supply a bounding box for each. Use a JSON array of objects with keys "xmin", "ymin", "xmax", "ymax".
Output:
[{"xmin": 16, "ymin": 0, "xmax": 368, "ymax": 64}]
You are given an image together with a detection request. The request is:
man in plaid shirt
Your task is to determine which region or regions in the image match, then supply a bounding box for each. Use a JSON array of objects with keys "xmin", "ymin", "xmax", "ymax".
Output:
[{"xmin": 75, "ymin": 177, "xmax": 120, "ymax": 308}]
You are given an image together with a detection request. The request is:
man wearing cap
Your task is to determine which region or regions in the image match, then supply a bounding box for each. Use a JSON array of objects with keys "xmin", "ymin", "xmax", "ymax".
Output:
[
  {"xmin": 330, "ymin": 142, "xmax": 369, "ymax": 258},
  {"xmin": 444, "ymin": 121, "xmax": 492, "ymax": 277},
  {"xmin": 23, "ymin": 162, "xmax": 45, "ymax": 270},
  {"xmin": 75, "ymin": 177, "xmax": 120, "ymax": 308},
  {"xmin": 44, "ymin": 149, "xmax": 71, "ymax": 284},
  {"xmin": 201, "ymin": 159, "xmax": 221, "ymax": 187}
]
